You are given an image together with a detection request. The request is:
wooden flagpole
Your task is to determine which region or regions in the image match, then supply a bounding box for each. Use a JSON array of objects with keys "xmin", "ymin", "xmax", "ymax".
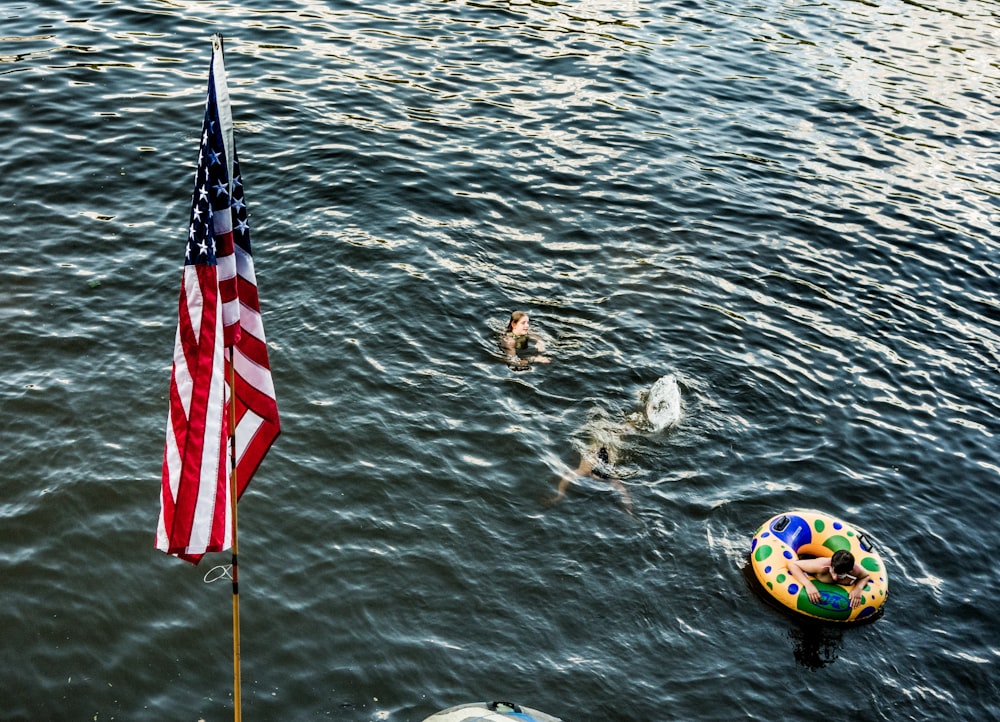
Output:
[
  {"xmin": 213, "ymin": 34, "xmax": 242, "ymax": 721},
  {"xmin": 228, "ymin": 348, "xmax": 242, "ymax": 722}
]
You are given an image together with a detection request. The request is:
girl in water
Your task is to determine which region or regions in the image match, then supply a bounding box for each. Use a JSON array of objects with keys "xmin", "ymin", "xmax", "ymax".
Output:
[{"xmin": 500, "ymin": 310, "xmax": 551, "ymax": 368}]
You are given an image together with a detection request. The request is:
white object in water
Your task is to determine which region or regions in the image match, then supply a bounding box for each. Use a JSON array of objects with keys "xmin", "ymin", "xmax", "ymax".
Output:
[
  {"xmin": 423, "ymin": 701, "xmax": 563, "ymax": 722},
  {"xmin": 644, "ymin": 374, "xmax": 681, "ymax": 431}
]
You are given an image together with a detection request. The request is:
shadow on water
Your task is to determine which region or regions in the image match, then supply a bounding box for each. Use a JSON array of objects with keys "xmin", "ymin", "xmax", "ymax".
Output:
[{"xmin": 786, "ymin": 622, "xmax": 844, "ymax": 671}]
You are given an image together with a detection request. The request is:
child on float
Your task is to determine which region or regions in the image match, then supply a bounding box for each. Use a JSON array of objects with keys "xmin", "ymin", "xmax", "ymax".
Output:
[{"xmin": 787, "ymin": 549, "xmax": 872, "ymax": 608}]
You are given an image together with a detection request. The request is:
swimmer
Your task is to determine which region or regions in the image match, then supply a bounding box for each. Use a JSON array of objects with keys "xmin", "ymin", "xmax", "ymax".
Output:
[
  {"xmin": 545, "ymin": 375, "xmax": 681, "ymax": 512},
  {"xmin": 547, "ymin": 443, "xmax": 634, "ymax": 512},
  {"xmin": 500, "ymin": 310, "xmax": 550, "ymax": 368},
  {"xmin": 787, "ymin": 550, "xmax": 872, "ymax": 608}
]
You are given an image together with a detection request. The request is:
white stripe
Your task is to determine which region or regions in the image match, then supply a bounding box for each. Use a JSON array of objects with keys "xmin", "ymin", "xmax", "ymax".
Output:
[
  {"xmin": 222, "ymin": 465, "xmax": 233, "ymax": 549},
  {"xmin": 155, "ymin": 405, "xmax": 181, "ymax": 551},
  {"xmin": 211, "ymin": 35, "xmax": 234, "ymax": 194},
  {"xmin": 185, "ymin": 304, "xmax": 228, "ymax": 554},
  {"xmin": 235, "ymin": 409, "xmax": 264, "ymax": 466},
  {"xmin": 221, "ymin": 297, "xmax": 241, "ymax": 325},
  {"xmin": 218, "ymin": 247, "xmax": 240, "ymax": 331},
  {"xmin": 234, "ymin": 243, "xmax": 253, "ymax": 275},
  {"xmin": 213, "ymin": 210, "xmax": 233, "ymax": 237},
  {"xmin": 234, "ymin": 345, "xmax": 277, "ymax": 399},
  {"xmin": 170, "ymin": 325, "xmax": 192, "ymax": 420},
  {"xmin": 183, "ymin": 267, "xmax": 205, "ymax": 328},
  {"xmin": 163, "ymin": 406, "xmax": 182, "ymax": 494},
  {"xmin": 217, "ymin": 254, "xmax": 237, "ymax": 282},
  {"xmin": 237, "ymin": 303, "xmax": 264, "ymax": 341}
]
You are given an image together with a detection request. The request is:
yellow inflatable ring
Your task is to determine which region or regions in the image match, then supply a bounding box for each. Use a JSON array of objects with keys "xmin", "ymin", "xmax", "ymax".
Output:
[{"xmin": 749, "ymin": 510, "xmax": 888, "ymax": 623}]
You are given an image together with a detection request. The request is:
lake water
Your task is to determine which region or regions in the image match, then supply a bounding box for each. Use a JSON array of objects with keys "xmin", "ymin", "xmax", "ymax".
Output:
[{"xmin": 1, "ymin": 0, "xmax": 998, "ymax": 719}]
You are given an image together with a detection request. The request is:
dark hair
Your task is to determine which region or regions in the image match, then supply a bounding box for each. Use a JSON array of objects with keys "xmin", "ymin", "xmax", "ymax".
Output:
[{"xmin": 831, "ymin": 549, "xmax": 855, "ymax": 574}]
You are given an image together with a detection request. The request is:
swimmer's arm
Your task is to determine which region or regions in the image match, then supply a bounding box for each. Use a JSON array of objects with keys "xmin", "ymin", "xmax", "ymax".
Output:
[
  {"xmin": 500, "ymin": 335, "xmax": 528, "ymax": 367},
  {"xmin": 847, "ymin": 566, "xmax": 872, "ymax": 608},
  {"xmin": 528, "ymin": 332, "xmax": 547, "ymax": 353},
  {"xmin": 499, "ymin": 334, "xmax": 517, "ymax": 357},
  {"xmin": 528, "ymin": 333, "xmax": 551, "ymax": 363},
  {"xmin": 787, "ymin": 558, "xmax": 824, "ymax": 604},
  {"xmin": 508, "ymin": 351, "xmax": 551, "ymax": 367}
]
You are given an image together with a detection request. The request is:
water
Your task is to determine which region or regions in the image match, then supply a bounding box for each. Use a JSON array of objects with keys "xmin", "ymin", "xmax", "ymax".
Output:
[{"xmin": 1, "ymin": 0, "xmax": 997, "ymax": 719}]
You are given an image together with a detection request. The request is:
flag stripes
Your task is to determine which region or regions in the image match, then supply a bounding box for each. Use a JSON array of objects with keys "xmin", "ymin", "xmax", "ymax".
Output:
[{"xmin": 156, "ymin": 37, "xmax": 279, "ymax": 564}]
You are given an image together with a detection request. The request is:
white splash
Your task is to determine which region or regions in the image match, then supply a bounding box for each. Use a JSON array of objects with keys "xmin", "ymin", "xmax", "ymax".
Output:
[{"xmin": 644, "ymin": 374, "xmax": 682, "ymax": 431}]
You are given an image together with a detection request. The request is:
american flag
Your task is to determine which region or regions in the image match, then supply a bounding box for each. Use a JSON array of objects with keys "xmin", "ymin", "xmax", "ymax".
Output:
[{"xmin": 156, "ymin": 36, "xmax": 280, "ymax": 564}]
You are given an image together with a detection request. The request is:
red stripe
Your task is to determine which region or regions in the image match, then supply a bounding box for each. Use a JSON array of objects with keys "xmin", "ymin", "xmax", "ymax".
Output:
[
  {"xmin": 233, "ymin": 330, "xmax": 270, "ymax": 371},
  {"xmin": 169, "ymin": 267, "xmax": 221, "ymax": 549},
  {"xmin": 159, "ymin": 432, "xmax": 176, "ymax": 546},
  {"xmin": 236, "ymin": 275, "xmax": 260, "ymax": 309},
  {"xmin": 205, "ymin": 431, "xmax": 230, "ymax": 551},
  {"xmin": 233, "ymin": 371, "xmax": 278, "ymax": 422},
  {"xmin": 219, "ymin": 277, "xmax": 238, "ymax": 306},
  {"xmin": 216, "ymin": 229, "xmax": 235, "ymax": 257}
]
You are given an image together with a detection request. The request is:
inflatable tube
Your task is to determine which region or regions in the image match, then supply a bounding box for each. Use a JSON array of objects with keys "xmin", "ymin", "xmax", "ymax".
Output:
[
  {"xmin": 749, "ymin": 510, "xmax": 888, "ymax": 623},
  {"xmin": 644, "ymin": 374, "xmax": 681, "ymax": 431},
  {"xmin": 423, "ymin": 701, "xmax": 563, "ymax": 722}
]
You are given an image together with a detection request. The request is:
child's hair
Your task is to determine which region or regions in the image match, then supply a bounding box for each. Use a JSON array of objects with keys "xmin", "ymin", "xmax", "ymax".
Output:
[{"xmin": 831, "ymin": 549, "xmax": 855, "ymax": 574}]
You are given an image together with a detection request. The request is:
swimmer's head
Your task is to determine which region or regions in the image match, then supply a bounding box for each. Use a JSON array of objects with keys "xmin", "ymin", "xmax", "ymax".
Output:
[
  {"xmin": 831, "ymin": 550, "xmax": 855, "ymax": 575},
  {"xmin": 506, "ymin": 310, "xmax": 529, "ymax": 335}
]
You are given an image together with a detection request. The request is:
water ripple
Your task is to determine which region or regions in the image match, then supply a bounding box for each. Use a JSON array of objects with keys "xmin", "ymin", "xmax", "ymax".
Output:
[{"xmin": 1, "ymin": 0, "xmax": 999, "ymax": 719}]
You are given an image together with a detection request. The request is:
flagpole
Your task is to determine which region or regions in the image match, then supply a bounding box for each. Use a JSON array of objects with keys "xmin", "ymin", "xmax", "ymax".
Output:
[
  {"xmin": 214, "ymin": 33, "xmax": 242, "ymax": 721},
  {"xmin": 158, "ymin": 31, "xmax": 279, "ymax": 720},
  {"xmin": 228, "ymin": 347, "xmax": 242, "ymax": 722}
]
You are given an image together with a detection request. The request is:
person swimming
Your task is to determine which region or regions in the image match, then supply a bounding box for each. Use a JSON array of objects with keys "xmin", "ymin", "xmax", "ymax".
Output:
[
  {"xmin": 545, "ymin": 375, "xmax": 681, "ymax": 512},
  {"xmin": 547, "ymin": 427, "xmax": 634, "ymax": 512},
  {"xmin": 500, "ymin": 310, "xmax": 550, "ymax": 368}
]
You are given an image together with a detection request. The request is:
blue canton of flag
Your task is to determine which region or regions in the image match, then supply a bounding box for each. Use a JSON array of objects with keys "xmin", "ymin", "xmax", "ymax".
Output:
[
  {"xmin": 187, "ymin": 81, "xmax": 232, "ymax": 268},
  {"xmin": 231, "ymin": 155, "xmax": 250, "ymax": 253}
]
